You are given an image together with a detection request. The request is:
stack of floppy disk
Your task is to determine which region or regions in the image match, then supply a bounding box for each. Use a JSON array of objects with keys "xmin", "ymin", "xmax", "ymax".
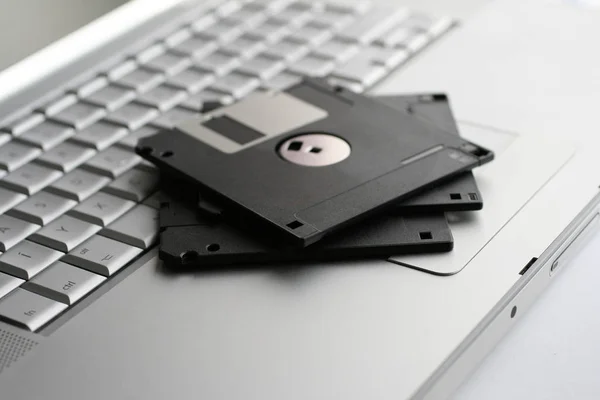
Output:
[{"xmin": 137, "ymin": 79, "xmax": 493, "ymax": 269}]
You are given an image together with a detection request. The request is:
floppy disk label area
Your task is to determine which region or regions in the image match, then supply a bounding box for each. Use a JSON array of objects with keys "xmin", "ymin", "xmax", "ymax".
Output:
[{"xmin": 178, "ymin": 92, "xmax": 328, "ymax": 154}]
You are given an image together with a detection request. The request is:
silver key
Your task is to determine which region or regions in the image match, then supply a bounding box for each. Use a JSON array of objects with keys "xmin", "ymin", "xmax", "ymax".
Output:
[
  {"xmin": 101, "ymin": 204, "xmax": 158, "ymax": 249},
  {"xmin": 164, "ymin": 27, "xmax": 194, "ymax": 47},
  {"xmin": 105, "ymin": 102, "xmax": 160, "ymax": 131},
  {"xmin": 189, "ymin": 14, "xmax": 218, "ymax": 33},
  {"xmin": 170, "ymin": 36, "xmax": 219, "ymax": 59},
  {"xmin": 332, "ymin": 55, "xmax": 387, "ymax": 86},
  {"xmin": 40, "ymin": 94, "xmax": 78, "ymax": 116},
  {"xmin": 3, "ymin": 113, "xmax": 44, "ymax": 136},
  {"xmin": 152, "ymin": 107, "xmax": 197, "ymax": 129},
  {"xmin": 195, "ymin": 51, "xmax": 241, "ymax": 76},
  {"xmin": 0, "ymin": 141, "xmax": 42, "ymax": 171},
  {"xmin": 73, "ymin": 76, "xmax": 109, "ymax": 97},
  {"xmin": 226, "ymin": 7, "xmax": 268, "ymax": 28},
  {"xmin": 71, "ymin": 121, "xmax": 128, "ymax": 150},
  {"xmin": 84, "ymin": 146, "xmax": 141, "ymax": 178},
  {"xmin": 29, "ymin": 215, "xmax": 101, "ymax": 252},
  {"xmin": 143, "ymin": 51, "xmax": 192, "ymax": 76},
  {"xmin": 8, "ymin": 191, "xmax": 77, "ymax": 226},
  {"xmin": 68, "ymin": 192, "xmax": 135, "ymax": 227},
  {"xmin": 324, "ymin": 0, "xmax": 371, "ymax": 14},
  {"xmin": 238, "ymin": 55, "xmax": 286, "ymax": 80},
  {"xmin": 37, "ymin": 142, "xmax": 96, "ymax": 172},
  {"xmin": 310, "ymin": 11, "xmax": 355, "ymax": 30},
  {"xmin": 0, "ymin": 214, "xmax": 40, "ymax": 252},
  {"xmin": 180, "ymin": 90, "xmax": 234, "ymax": 112},
  {"xmin": 0, "ymin": 240, "xmax": 63, "ymax": 280},
  {"xmin": 103, "ymin": 168, "xmax": 159, "ymax": 202},
  {"xmin": 364, "ymin": 46, "xmax": 410, "ymax": 68},
  {"xmin": 210, "ymin": 73, "xmax": 260, "ymax": 98},
  {"xmin": 221, "ymin": 36, "xmax": 267, "ymax": 59},
  {"xmin": 215, "ymin": 0, "xmax": 242, "ymax": 17},
  {"xmin": 246, "ymin": 19, "xmax": 290, "ymax": 43},
  {"xmin": 17, "ymin": 121, "xmax": 75, "ymax": 150},
  {"xmin": 115, "ymin": 68, "xmax": 165, "ymax": 93},
  {"xmin": 136, "ymin": 43, "xmax": 166, "ymax": 63},
  {"xmin": 288, "ymin": 55, "xmax": 336, "ymax": 77},
  {"xmin": 402, "ymin": 32, "xmax": 430, "ymax": 53},
  {"xmin": 51, "ymin": 102, "xmax": 106, "ymax": 130},
  {"xmin": 271, "ymin": 7, "xmax": 312, "ymax": 26},
  {"xmin": 246, "ymin": 0, "xmax": 293, "ymax": 12},
  {"xmin": 105, "ymin": 60, "xmax": 138, "ymax": 80},
  {"xmin": 0, "ymin": 164, "xmax": 63, "ymax": 195},
  {"xmin": 137, "ymin": 85, "xmax": 188, "ymax": 111},
  {"xmin": 263, "ymin": 72, "xmax": 301, "ymax": 91},
  {"xmin": 197, "ymin": 21, "xmax": 244, "ymax": 43},
  {"xmin": 312, "ymin": 39, "xmax": 359, "ymax": 63},
  {"xmin": 0, "ymin": 132, "xmax": 10, "ymax": 146},
  {"xmin": 288, "ymin": 25, "xmax": 334, "ymax": 46},
  {"xmin": 0, "ymin": 273, "xmax": 23, "ymax": 300},
  {"xmin": 118, "ymin": 126, "xmax": 160, "ymax": 149},
  {"xmin": 0, "ymin": 187, "xmax": 26, "ymax": 214},
  {"xmin": 264, "ymin": 39, "xmax": 310, "ymax": 62},
  {"xmin": 0, "ymin": 288, "xmax": 67, "ymax": 331},
  {"xmin": 337, "ymin": 7, "xmax": 409, "ymax": 44},
  {"xmin": 24, "ymin": 261, "xmax": 105, "ymax": 305},
  {"xmin": 63, "ymin": 235, "xmax": 142, "ymax": 277},
  {"xmin": 168, "ymin": 67, "xmax": 215, "ymax": 93},
  {"xmin": 83, "ymin": 84, "xmax": 137, "ymax": 111},
  {"xmin": 47, "ymin": 169, "xmax": 111, "ymax": 201},
  {"xmin": 377, "ymin": 25, "xmax": 414, "ymax": 48}
]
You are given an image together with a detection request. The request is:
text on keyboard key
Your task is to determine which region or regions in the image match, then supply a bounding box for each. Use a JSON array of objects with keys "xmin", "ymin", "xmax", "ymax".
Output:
[
  {"xmin": 24, "ymin": 261, "xmax": 105, "ymax": 305},
  {"xmin": 68, "ymin": 192, "xmax": 135, "ymax": 227},
  {"xmin": 0, "ymin": 240, "xmax": 63, "ymax": 280},
  {"xmin": 0, "ymin": 164, "xmax": 63, "ymax": 195},
  {"xmin": 0, "ymin": 288, "xmax": 67, "ymax": 331},
  {"xmin": 101, "ymin": 204, "xmax": 158, "ymax": 249},
  {"xmin": 0, "ymin": 273, "xmax": 23, "ymax": 300},
  {"xmin": 51, "ymin": 102, "xmax": 106, "ymax": 130},
  {"xmin": 7, "ymin": 191, "xmax": 77, "ymax": 226},
  {"xmin": 84, "ymin": 146, "xmax": 141, "ymax": 178},
  {"xmin": 102, "ymin": 168, "xmax": 159, "ymax": 202},
  {"xmin": 29, "ymin": 215, "xmax": 101, "ymax": 253},
  {"xmin": 63, "ymin": 235, "xmax": 143, "ymax": 277},
  {"xmin": 0, "ymin": 141, "xmax": 42, "ymax": 171},
  {"xmin": 47, "ymin": 169, "xmax": 111, "ymax": 201}
]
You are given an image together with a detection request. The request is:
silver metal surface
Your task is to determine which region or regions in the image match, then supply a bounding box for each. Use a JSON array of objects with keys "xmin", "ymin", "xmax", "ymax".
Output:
[
  {"xmin": 84, "ymin": 146, "xmax": 141, "ymax": 178},
  {"xmin": 237, "ymin": 55, "xmax": 286, "ymax": 80},
  {"xmin": 0, "ymin": 188, "xmax": 27, "ymax": 215},
  {"xmin": 0, "ymin": 142, "xmax": 41, "ymax": 171},
  {"xmin": 289, "ymin": 55, "xmax": 336, "ymax": 77},
  {"xmin": 47, "ymin": 169, "xmax": 111, "ymax": 201},
  {"xmin": 312, "ymin": 39, "xmax": 360, "ymax": 63},
  {"xmin": 279, "ymin": 133, "xmax": 351, "ymax": 167},
  {"xmin": 18, "ymin": 121, "xmax": 75, "ymax": 151},
  {"xmin": 100, "ymin": 204, "xmax": 158, "ymax": 249},
  {"xmin": 29, "ymin": 215, "xmax": 101, "ymax": 252},
  {"xmin": 0, "ymin": 273, "xmax": 23, "ymax": 300},
  {"xmin": 62, "ymin": 234, "xmax": 142, "ymax": 276},
  {"xmin": 8, "ymin": 191, "xmax": 77, "ymax": 225},
  {"xmin": 50, "ymin": 102, "xmax": 106, "ymax": 130},
  {"xmin": 105, "ymin": 102, "xmax": 160, "ymax": 130},
  {"xmin": 195, "ymin": 51, "xmax": 241, "ymax": 76},
  {"xmin": 3, "ymin": 113, "xmax": 44, "ymax": 135},
  {"xmin": 102, "ymin": 168, "xmax": 159, "ymax": 202},
  {"xmin": 39, "ymin": 94, "xmax": 78, "ymax": 116},
  {"xmin": 83, "ymin": 84, "xmax": 137, "ymax": 111},
  {"xmin": 69, "ymin": 192, "xmax": 135, "ymax": 226},
  {"xmin": 168, "ymin": 67, "xmax": 216, "ymax": 93},
  {"xmin": 143, "ymin": 51, "xmax": 192, "ymax": 76},
  {"xmin": 171, "ymin": 36, "xmax": 219, "ymax": 59},
  {"xmin": 264, "ymin": 38, "xmax": 310, "ymax": 62},
  {"xmin": 24, "ymin": 261, "xmax": 105, "ymax": 305},
  {"xmin": 0, "ymin": 240, "xmax": 63, "ymax": 280},
  {"xmin": 221, "ymin": 36, "xmax": 267, "ymax": 59},
  {"xmin": 0, "ymin": 288, "xmax": 67, "ymax": 331},
  {"xmin": 71, "ymin": 121, "xmax": 128, "ymax": 150},
  {"xmin": 137, "ymin": 84, "xmax": 188, "ymax": 111},
  {"xmin": 338, "ymin": 7, "xmax": 409, "ymax": 44},
  {"xmin": 210, "ymin": 73, "xmax": 261, "ymax": 98},
  {"xmin": 0, "ymin": 164, "xmax": 62, "ymax": 195},
  {"xmin": 114, "ymin": 68, "xmax": 165, "ymax": 93}
]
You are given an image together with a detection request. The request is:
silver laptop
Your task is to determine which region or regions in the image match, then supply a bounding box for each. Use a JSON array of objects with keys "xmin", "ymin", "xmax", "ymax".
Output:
[{"xmin": 0, "ymin": 0, "xmax": 599, "ymax": 398}]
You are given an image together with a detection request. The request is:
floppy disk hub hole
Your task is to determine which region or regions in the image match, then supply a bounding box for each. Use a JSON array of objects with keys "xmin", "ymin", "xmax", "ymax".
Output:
[
  {"xmin": 160, "ymin": 150, "xmax": 174, "ymax": 158},
  {"xmin": 419, "ymin": 231, "xmax": 433, "ymax": 240},
  {"xmin": 287, "ymin": 220, "xmax": 304, "ymax": 230},
  {"xmin": 288, "ymin": 141, "xmax": 303, "ymax": 151},
  {"xmin": 206, "ymin": 243, "xmax": 220, "ymax": 252},
  {"xmin": 450, "ymin": 193, "xmax": 462, "ymax": 200},
  {"xmin": 309, "ymin": 147, "xmax": 322, "ymax": 154}
]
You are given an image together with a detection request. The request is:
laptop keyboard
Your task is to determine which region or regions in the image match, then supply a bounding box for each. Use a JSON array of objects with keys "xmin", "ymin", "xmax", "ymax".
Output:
[{"xmin": 0, "ymin": 0, "xmax": 455, "ymax": 332}]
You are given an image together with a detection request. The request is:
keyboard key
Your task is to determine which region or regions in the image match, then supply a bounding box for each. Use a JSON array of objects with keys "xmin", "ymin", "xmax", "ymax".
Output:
[
  {"xmin": 24, "ymin": 261, "xmax": 105, "ymax": 305},
  {"xmin": 0, "ymin": 215, "xmax": 40, "ymax": 252},
  {"xmin": 135, "ymin": 43, "xmax": 166, "ymax": 63},
  {"xmin": 210, "ymin": 73, "xmax": 261, "ymax": 98},
  {"xmin": 164, "ymin": 27, "xmax": 194, "ymax": 47},
  {"xmin": 263, "ymin": 72, "xmax": 301, "ymax": 90},
  {"xmin": 189, "ymin": 14, "xmax": 218, "ymax": 33},
  {"xmin": 246, "ymin": 0, "xmax": 293, "ymax": 12},
  {"xmin": 143, "ymin": 51, "xmax": 192, "ymax": 76},
  {"xmin": 310, "ymin": 10, "xmax": 355, "ymax": 30},
  {"xmin": 37, "ymin": 142, "xmax": 96, "ymax": 172},
  {"xmin": 70, "ymin": 121, "xmax": 128, "ymax": 150},
  {"xmin": 264, "ymin": 38, "xmax": 310, "ymax": 62},
  {"xmin": 221, "ymin": 36, "xmax": 267, "ymax": 59},
  {"xmin": 51, "ymin": 102, "xmax": 106, "ymax": 130},
  {"xmin": 63, "ymin": 235, "xmax": 142, "ymax": 277},
  {"xmin": 105, "ymin": 102, "xmax": 160, "ymax": 131},
  {"xmin": 180, "ymin": 90, "xmax": 234, "ymax": 112},
  {"xmin": 0, "ymin": 132, "xmax": 11, "ymax": 146},
  {"xmin": 137, "ymin": 85, "xmax": 188, "ymax": 111},
  {"xmin": 288, "ymin": 55, "xmax": 336, "ymax": 77},
  {"xmin": 271, "ymin": 6, "xmax": 312, "ymax": 26},
  {"xmin": 103, "ymin": 168, "xmax": 158, "ymax": 202},
  {"xmin": 238, "ymin": 55, "xmax": 286, "ymax": 80},
  {"xmin": 152, "ymin": 107, "xmax": 197, "ymax": 129},
  {"xmin": 168, "ymin": 67, "xmax": 215, "ymax": 93},
  {"xmin": 83, "ymin": 84, "xmax": 137, "ymax": 111},
  {"xmin": 17, "ymin": 121, "xmax": 75, "ymax": 150},
  {"xmin": 170, "ymin": 36, "xmax": 219, "ymax": 59},
  {"xmin": 8, "ymin": 191, "xmax": 77, "ymax": 226},
  {"xmin": 101, "ymin": 204, "xmax": 158, "ymax": 249},
  {"xmin": 68, "ymin": 192, "xmax": 135, "ymax": 227},
  {"xmin": 363, "ymin": 46, "xmax": 410, "ymax": 68},
  {"xmin": 195, "ymin": 51, "xmax": 241, "ymax": 76},
  {"xmin": 105, "ymin": 60, "xmax": 138, "ymax": 80},
  {"xmin": 288, "ymin": 24, "xmax": 333, "ymax": 46},
  {"xmin": 47, "ymin": 169, "xmax": 111, "ymax": 201},
  {"xmin": 215, "ymin": 0, "xmax": 242, "ymax": 17},
  {"xmin": 401, "ymin": 13, "xmax": 454, "ymax": 37},
  {"xmin": 30, "ymin": 215, "xmax": 101, "ymax": 252},
  {"xmin": 84, "ymin": 146, "xmax": 141, "ymax": 178},
  {"xmin": 197, "ymin": 20, "xmax": 244, "ymax": 43},
  {"xmin": 324, "ymin": 0, "xmax": 371, "ymax": 14},
  {"xmin": 246, "ymin": 19, "xmax": 290, "ymax": 43},
  {"xmin": 0, "ymin": 240, "xmax": 63, "ymax": 280},
  {"xmin": 0, "ymin": 187, "xmax": 27, "ymax": 215},
  {"xmin": 226, "ymin": 7, "xmax": 268, "ymax": 28},
  {"xmin": 72, "ymin": 76, "xmax": 109, "ymax": 97},
  {"xmin": 0, "ymin": 141, "xmax": 42, "ymax": 171},
  {"xmin": 118, "ymin": 125, "xmax": 160, "ymax": 149},
  {"xmin": 337, "ymin": 7, "xmax": 408, "ymax": 44},
  {"xmin": 0, "ymin": 164, "xmax": 63, "ymax": 195},
  {"xmin": 3, "ymin": 113, "xmax": 44, "ymax": 136},
  {"xmin": 115, "ymin": 68, "xmax": 165, "ymax": 93},
  {"xmin": 312, "ymin": 39, "xmax": 359, "ymax": 63},
  {"xmin": 0, "ymin": 273, "xmax": 23, "ymax": 300},
  {"xmin": 332, "ymin": 55, "xmax": 387, "ymax": 86},
  {"xmin": 0, "ymin": 288, "xmax": 67, "ymax": 331},
  {"xmin": 39, "ymin": 94, "xmax": 78, "ymax": 116}
]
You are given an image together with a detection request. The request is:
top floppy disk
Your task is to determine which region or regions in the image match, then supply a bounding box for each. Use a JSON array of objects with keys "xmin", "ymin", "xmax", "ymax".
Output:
[{"xmin": 138, "ymin": 79, "xmax": 493, "ymax": 247}]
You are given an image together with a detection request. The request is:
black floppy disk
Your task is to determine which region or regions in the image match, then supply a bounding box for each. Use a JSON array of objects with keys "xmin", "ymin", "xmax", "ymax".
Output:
[
  {"xmin": 380, "ymin": 94, "xmax": 484, "ymax": 212},
  {"xmin": 158, "ymin": 184, "xmax": 453, "ymax": 268},
  {"xmin": 139, "ymin": 79, "xmax": 493, "ymax": 247}
]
